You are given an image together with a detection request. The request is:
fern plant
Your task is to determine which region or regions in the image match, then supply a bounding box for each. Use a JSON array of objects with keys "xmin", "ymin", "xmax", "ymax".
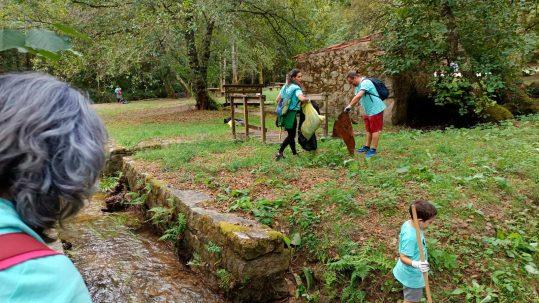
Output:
[
  {"xmin": 148, "ymin": 206, "xmax": 173, "ymax": 226},
  {"xmin": 99, "ymin": 172, "xmax": 123, "ymax": 192},
  {"xmin": 159, "ymin": 213, "xmax": 187, "ymax": 242}
]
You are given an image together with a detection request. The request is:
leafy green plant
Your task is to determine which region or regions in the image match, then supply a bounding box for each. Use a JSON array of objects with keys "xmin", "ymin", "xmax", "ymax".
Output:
[
  {"xmin": 252, "ymin": 198, "xmax": 284, "ymax": 226},
  {"xmin": 451, "ymin": 280, "xmax": 499, "ymax": 302},
  {"xmin": 228, "ymin": 196, "xmax": 253, "ymax": 212},
  {"xmin": 205, "ymin": 241, "xmax": 222, "ymax": 255},
  {"xmin": 125, "ymin": 191, "xmax": 146, "ymax": 206},
  {"xmin": 148, "ymin": 206, "xmax": 173, "ymax": 226},
  {"xmin": 99, "ymin": 172, "xmax": 123, "ymax": 192},
  {"xmin": 428, "ymin": 240, "xmax": 458, "ymax": 271},
  {"xmin": 159, "ymin": 213, "xmax": 187, "ymax": 242},
  {"xmin": 216, "ymin": 269, "xmax": 233, "ymax": 290},
  {"xmin": 484, "ymin": 231, "xmax": 537, "ymax": 263},
  {"xmin": 294, "ymin": 270, "xmax": 319, "ymax": 302},
  {"xmin": 491, "ymin": 270, "xmax": 525, "ymax": 297},
  {"xmin": 325, "ymin": 244, "xmax": 394, "ymax": 302},
  {"xmin": 187, "ymin": 252, "xmax": 203, "ymax": 267},
  {"xmin": 125, "ymin": 182, "xmax": 152, "ymax": 206}
]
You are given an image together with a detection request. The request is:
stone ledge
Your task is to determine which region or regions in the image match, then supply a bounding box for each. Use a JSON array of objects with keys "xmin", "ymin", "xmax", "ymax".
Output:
[{"xmin": 120, "ymin": 156, "xmax": 290, "ymax": 302}]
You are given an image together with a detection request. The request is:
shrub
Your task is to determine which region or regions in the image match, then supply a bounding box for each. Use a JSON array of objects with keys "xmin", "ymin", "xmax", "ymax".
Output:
[{"xmin": 484, "ymin": 104, "xmax": 514, "ymax": 122}]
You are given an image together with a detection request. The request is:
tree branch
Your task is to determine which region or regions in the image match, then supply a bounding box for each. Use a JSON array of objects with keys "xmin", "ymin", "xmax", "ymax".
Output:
[{"xmin": 71, "ymin": 0, "xmax": 132, "ymax": 8}]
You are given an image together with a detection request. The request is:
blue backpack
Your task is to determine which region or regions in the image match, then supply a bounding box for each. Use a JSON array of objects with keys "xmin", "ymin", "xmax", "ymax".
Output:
[
  {"xmin": 363, "ymin": 78, "xmax": 389, "ymax": 101},
  {"xmin": 276, "ymin": 97, "xmax": 289, "ymax": 117},
  {"xmin": 276, "ymin": 85, "xmax": 299, "ymax": 117}
]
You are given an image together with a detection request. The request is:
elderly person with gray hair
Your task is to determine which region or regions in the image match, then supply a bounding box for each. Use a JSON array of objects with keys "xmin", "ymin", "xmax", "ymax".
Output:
[{"xmin": 0, "ymin": 73, "xmax": 107, "ymax": 302}]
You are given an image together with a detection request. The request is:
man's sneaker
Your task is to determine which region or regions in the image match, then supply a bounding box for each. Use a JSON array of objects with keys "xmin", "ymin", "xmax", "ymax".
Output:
[
  {"xmin": 275, "ymin": 153, "xmax": 284, "ymax": 161},
  {"xmin": 356, "ymin": 146, "xmax": 370, "ymax": 154},
  {"xmin": 365, "ymin": 148, "xmax": 377, "ymax": 158}
]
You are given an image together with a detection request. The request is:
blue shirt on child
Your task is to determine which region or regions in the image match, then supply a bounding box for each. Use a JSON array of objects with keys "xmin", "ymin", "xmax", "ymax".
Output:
[{"xmin": 392, "ymin": 220, "xmax": 428, "ymax": 288}]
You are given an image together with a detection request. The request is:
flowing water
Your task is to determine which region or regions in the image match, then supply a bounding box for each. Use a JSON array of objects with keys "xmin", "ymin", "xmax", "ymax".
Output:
[{"xmin": 59, "ymin": 193, "xmax": 223, "ymax": 303}]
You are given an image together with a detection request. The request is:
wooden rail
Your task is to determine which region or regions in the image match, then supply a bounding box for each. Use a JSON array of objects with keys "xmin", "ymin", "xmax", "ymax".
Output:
[{"xmin": 224, "ymin": 85, "xmax": 267, "ymax": 143}]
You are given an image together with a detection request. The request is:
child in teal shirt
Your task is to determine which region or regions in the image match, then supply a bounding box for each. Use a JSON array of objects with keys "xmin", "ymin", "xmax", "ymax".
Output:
[{"xmin": 393, "ymin": 200, "xmax": 437, "ymax": 303}]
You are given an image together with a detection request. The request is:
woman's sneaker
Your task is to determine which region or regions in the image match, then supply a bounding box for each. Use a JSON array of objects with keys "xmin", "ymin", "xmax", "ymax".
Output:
[
  {"xmin": 356, "ymin": 146, "xmax": 370, "ymax": 154},
  {"xmin": 365, "ymin": 148, "xmax": 377, "ymax": 158},
  {"xmin": 275, "ymin": 153, "xmax": 284, "ymax": 161}
]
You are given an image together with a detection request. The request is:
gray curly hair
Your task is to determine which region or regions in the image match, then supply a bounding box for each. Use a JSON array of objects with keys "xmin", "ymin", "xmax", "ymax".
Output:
[{"xmin": 0, "ymin": 72, "xmax": 107, "ymax": 234}]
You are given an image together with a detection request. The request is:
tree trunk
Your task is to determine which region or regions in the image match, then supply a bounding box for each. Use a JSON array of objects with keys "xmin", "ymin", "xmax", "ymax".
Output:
[
  {"xmin": 222, "ymin": 56, "xmax": 227, "ymax": 88},
  {"xmin": 219, "ymin": 54, "xmax": 224, "ymax": 90},
  {"xmin": 25, "ymin": 53, "xmax": 31, "ymax": 70},
  {"xmin": 183, "ymin": 5, "xmax": 216, "ymax": 110},
  {"xmin": 442, "ymin": 0, "xmax": 459, "ymax": 64},
  {"xmin": 258, "ymin": 62, "xmax": 264, "ymax": 85},
  {"xmin": 164, "ymin": 76, "xmax": 175, "ymax": 98},
  {"xmin": 175, "ymin": 74, "xmax": 193, "ymax": 97},
  {"xmin": 14, "ymin": 51, "xmax": 20, "ymax": 71},
  {"xmin": 232, "ymin": 41, "xmax": 238, "ymax": 84}
]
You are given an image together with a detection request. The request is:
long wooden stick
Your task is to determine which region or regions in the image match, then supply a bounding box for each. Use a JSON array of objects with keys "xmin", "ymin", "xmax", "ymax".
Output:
[{"xmin": 411, "ymin": 205, "xmax": 433, "ymax": 303}]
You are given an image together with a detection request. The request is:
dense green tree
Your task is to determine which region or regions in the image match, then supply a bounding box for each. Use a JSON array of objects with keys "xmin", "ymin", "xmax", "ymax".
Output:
[{"xmin": 377, "ymin": 0, "xmax": 537, "ymax": 116}]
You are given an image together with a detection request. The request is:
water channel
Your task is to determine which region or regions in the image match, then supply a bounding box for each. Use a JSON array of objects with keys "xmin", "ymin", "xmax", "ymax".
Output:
[{"xmin": 59, "ymin": 192, "xmax": 223, "ymax": 303}]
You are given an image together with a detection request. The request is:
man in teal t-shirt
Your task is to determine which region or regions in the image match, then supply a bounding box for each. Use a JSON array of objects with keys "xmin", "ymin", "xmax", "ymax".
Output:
[
  {"xmin": 344, "ymin": 71, "xmax": 387, "ymax": 158},
  {"xmin": 0, "ymin": 198, "xmax": 92, "ymax": 303}
]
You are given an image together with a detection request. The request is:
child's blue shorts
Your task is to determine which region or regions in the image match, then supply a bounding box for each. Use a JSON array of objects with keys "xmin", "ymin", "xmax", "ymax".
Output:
[{"xmin": 403, "ymin": 287, "xmax": 423, "ymax": 302}]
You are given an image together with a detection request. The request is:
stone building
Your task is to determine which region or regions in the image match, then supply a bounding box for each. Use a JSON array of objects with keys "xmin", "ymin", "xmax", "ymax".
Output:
[{"xmin": 295, "ymin": 35, "xmax": 408, "ymax": 125}]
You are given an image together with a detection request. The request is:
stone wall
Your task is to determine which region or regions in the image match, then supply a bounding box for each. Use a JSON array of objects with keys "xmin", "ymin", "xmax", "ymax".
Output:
[
  {"xmin": 295, "ymin": 36, "xmax": 406, "ymax": 124},
  {"xmin": 118, "ymin": 156, "xmax": 290, "ymax": 302}
]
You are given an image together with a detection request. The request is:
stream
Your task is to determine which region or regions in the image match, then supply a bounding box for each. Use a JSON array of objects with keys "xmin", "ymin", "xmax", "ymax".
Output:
[{"xmin": 59, "ymin": 192, "xmax": 223, "ymax": 303}]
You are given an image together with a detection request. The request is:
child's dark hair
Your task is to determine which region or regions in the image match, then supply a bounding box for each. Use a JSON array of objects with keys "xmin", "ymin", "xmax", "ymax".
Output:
[{"xmin": 409, "ymin": 200, "xmax": 437, "ymax": 221}]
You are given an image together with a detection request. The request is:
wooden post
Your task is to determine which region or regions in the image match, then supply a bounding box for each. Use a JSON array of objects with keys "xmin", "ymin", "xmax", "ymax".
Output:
[
  {"xmin": 260, "ymin": 94, "xmax": 266, "ymax": 144},
  {"xmin": 230, "ymin": 95, "xmax": 236, "ymax": 140},
  {"xmin": 411, "ymin": 205, "xmax": 433, "ymax": 303},
  {"xmin": 243, "ymin": 96, "xmax": 249, "ymax": 138}
]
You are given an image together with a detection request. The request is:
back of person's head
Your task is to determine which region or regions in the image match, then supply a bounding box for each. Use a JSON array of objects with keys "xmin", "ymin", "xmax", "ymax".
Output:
[
  {"xmin": 409, "ymin": 200, "xmax": 437, "ymax": 221},
  {"xmin": 0, "ymin": 72, "xmax": 107, "ymax": 236}
]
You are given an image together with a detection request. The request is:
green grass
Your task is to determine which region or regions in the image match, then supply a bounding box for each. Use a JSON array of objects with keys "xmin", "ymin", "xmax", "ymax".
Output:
[
  {"xmin": 93, "ymin": 98, "xmax": 194, "ymax": 119},
  {"xmin": 96, "ymin": 99, "xmax": 539, "ymax": 302},
  {"xmin": 107, "ymin": 120, "xmax": 228, "ymax": 148}
]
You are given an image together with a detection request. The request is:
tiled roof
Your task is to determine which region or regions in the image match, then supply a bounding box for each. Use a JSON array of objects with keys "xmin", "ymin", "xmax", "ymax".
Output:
[{"xmin": 294, "ymin": 35, "xmax": 374, "ymax": 59}]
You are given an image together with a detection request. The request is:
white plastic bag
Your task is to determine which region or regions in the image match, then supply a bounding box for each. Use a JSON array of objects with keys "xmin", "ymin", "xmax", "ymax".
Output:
[{"xmin": 301, "ymin": 102, "xmax": 325, "ymax": 140}]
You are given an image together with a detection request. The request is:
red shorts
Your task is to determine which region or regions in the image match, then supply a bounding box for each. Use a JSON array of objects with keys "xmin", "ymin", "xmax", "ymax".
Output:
[{"xmin": 362, "ymin": 111, "xmax": 384, "ymax": 133}]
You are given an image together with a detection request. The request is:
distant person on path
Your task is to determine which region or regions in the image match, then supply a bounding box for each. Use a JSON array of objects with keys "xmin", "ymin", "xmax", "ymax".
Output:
[
  {"xmin": 393, "ymin": 200, "xmax": 437, "ymax": 303},
  {"xmin": 344, "ymin": 71, "xmax": 386, "ymax": 158},
  {"xmin": 0, "ymin": 73, "xmax": 107, "ymax": 302},
  {"xmin": 114, "ymin": 86, "xmax": 126, "ymax": 104},
  {"xmin": 275, "ymin": 69, "xmax": 309, "ymax": 161}
]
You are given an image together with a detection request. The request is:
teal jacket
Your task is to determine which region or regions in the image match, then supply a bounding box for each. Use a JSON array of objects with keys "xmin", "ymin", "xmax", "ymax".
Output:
[
  {"xmin": 0, "ymin": 198, "xmax": 92, "ymax": 303},
  {"xmin": 279, "ymin": 83, "xmax": 302, "ymax": 111}
]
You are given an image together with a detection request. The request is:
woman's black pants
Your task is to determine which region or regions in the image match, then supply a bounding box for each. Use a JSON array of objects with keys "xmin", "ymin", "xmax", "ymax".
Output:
[{"xmin": 279, "ymin": 115, "xmax": 297, "ymax": 155}]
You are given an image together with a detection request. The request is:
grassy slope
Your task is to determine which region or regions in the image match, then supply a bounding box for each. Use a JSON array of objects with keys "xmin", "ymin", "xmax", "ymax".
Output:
[{"xmin": 96, "ymin": 99, "xmax": 539, "ymax": 302}]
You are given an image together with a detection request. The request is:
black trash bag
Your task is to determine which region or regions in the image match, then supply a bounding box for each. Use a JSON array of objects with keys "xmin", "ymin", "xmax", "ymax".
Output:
[
  {"xmin": 298, "ymin": 101, "xmax": 320, "ymax": 151},
  {"xmin": 298, "ymin": 131, "xmax": 317, "ymax": 151}
]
